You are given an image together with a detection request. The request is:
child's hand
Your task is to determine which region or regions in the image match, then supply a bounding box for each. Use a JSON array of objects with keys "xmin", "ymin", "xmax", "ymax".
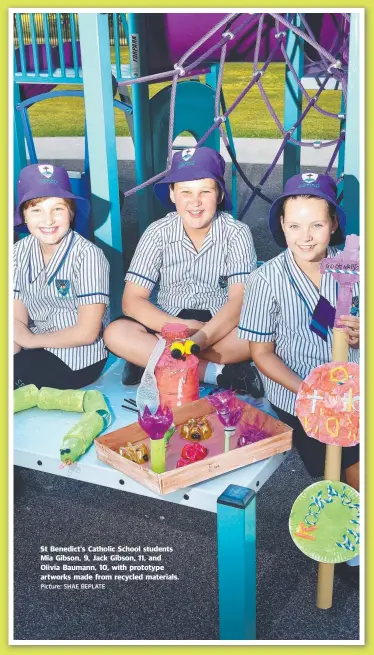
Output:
[
  {"xmin": 13, "ymin": 319, "xmax": 34, "ymax": 348},
  {"xmin": 338, "ymin": 315, "xmax": 360, "ymax": 348}
]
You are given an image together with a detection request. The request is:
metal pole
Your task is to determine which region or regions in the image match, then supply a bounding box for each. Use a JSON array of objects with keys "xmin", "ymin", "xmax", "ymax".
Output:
[
  {"xmin": 217, "ymin": 484, "xmax": 256, "ymax": 640},
  {"xmin": 78, "ymin": 12, "xmax": 123, "ymax": 318},
  {"xmin": 283, "ymin": 13, "xmax": 304, "ymax": 185},
  {"xmin": 341, "ymin": 12, "xmax": 361, "ymax": 236},
  {"xmin": 13, "ymin": 80, "xmax": 27, "ymax": 201},
  {"xmin": 127, "ymin": 13, "xmax": 154, "ymax": 234}
]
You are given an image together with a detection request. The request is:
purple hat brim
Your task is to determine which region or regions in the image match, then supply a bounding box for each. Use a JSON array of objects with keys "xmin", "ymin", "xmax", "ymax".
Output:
[
  {"xmin": 14, "ymin": 186, "xmax": 90, "ymax": 227},
  {"xmin": 153, "ymin": 166, "xmax": 232, "ymax": 212},
  {"xmin": 269, "ymin": 191, "xmax": 347, "ymax": 248}
]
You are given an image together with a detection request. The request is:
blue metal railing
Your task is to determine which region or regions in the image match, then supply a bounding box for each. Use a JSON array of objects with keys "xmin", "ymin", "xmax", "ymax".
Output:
[{"xmin": 14, "ymin": 12, "xmax": 130, "ymax": 85}]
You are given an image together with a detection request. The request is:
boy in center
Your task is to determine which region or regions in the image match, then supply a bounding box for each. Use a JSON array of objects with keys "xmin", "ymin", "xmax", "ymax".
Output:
[{"xmin": 104, "ymin": 146, "xmax": 263, "ymax": 396}]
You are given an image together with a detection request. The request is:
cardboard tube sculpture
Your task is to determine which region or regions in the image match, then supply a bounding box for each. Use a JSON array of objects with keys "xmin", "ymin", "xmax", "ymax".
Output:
[
  {"xmin": 60, "ymin": 412, "xmax": 107, "ymax": 464},
  {"xmin": 14, "ymin": 384, "xmax": 39, "ymax": 413},
  {"xmin": 37, "ymin": 387, "xmax": 86, "ymax": 412},
  {"xmin": 13, "ymin": 385, "xmax": 111, "ymax": 464}
]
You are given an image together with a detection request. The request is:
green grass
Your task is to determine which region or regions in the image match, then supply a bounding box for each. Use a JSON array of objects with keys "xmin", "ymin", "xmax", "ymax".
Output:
[{"xmin": 27, "ymin": 61, "xmax": 342, "ymax": 140}]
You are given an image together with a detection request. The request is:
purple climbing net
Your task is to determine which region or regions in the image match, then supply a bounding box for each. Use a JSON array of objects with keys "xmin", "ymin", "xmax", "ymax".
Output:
[{"xmin": 118, "ymin": 13, "xmax": 351, "ymax": 218}]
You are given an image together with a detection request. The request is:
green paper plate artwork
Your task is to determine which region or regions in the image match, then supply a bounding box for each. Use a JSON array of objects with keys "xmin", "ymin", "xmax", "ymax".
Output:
[{"xmin": 289, "ymin": 480, "xmax": 360, "ymax": 564}]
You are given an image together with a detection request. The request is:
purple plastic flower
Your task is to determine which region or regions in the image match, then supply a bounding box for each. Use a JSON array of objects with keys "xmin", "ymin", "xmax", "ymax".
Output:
[
  {"xmin": 207, "ymin": 389, "xmax": 236, "ymax": 411},
  {"xmin": 208, "ymin": 390, "xmax": 243, "ymax": 428},
  {"xmin": 237, "ymin": 417, "xmax": 270, "ymax": 446},
  {"xmin": 138, "ymin": 405, "xmax": 173, "ymax": 440}
]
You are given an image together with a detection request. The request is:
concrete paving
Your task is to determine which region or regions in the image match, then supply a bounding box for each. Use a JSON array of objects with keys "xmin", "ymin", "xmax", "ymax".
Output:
[
  {"xmin": 14, "ymin": 447, "xmax": 359, "ymax": 642},
  {"xmin": 34, "ymin": 135, "xmax": 339, "ymax": 166}
]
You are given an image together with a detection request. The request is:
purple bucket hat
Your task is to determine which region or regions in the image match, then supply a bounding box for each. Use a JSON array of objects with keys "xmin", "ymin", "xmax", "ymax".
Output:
[
  {"xmin": 153, "ymin": 146, "xmax": 232, "ymax": 211},
  {"xmin": 269, "ymin": 172, "xmax": 346, "ymax": 247},
  {"xmin": 14, "ymin": 164, "xmax": 90, "ymax": 226}
]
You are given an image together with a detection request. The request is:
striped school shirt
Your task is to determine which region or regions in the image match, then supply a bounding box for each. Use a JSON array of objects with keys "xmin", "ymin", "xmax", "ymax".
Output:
[
  {"xmin": 13, "ymin": 229, "xmax": 110, "ymax": 370},
  {"xmin": 238, "ymin": 246, "xmax": 360, "ymax": 414},
  {"xmin": 125, "ymin": 211, "xmax": 257, "ymax": 315}
]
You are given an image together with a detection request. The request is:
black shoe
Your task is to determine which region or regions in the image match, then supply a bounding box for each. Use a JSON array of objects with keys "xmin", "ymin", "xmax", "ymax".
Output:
[
  {"xmin": 216, "ymin": 361, "xmax": 265, "ymax": 398},
  {"xmin": 121, "ymin": 362, "xmax": 144, "ymax": 386},
  {"xmin": 335, "ymin": 562, "xmax": 359, "ymax": 590}
]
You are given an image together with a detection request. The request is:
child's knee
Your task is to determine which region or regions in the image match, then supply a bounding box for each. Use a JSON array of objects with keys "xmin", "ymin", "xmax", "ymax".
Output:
[
  {"xmin": 103, "ymin": 320, "xmax": 125, "ymax": 348},
  {"xmin": 103, "ymin": 318, "xmax": 145, "ymax": 351}
]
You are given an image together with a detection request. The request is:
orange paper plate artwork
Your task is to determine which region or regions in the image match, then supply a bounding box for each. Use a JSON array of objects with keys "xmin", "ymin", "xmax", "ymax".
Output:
[{"xmin": 295, "ymin": 362, "xmax": 359, "ymax": 447}]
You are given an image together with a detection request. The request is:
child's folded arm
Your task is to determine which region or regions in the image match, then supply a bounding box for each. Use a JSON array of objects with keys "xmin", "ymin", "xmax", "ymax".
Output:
[
  {"xmin": 14, "ymin": 298, "xmax": 29, "ymax": 326},
  {"xmin": 122, "ymin": 282, "xmax": 204, "ymax": 333},
  {"xmin": 250, "ymin": 341, "xmax": 302, "ymax": 395},
  {"xmin": 14, "ymin": 303, "xmax": 106, "ymax": 349},
  {"xmin": 192, "ymin": 283, "xmax": 245, "ymax": 350}
]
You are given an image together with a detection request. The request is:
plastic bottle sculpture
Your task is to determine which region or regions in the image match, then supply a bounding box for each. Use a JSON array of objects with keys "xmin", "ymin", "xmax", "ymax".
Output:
[{"xmin": 155, "ymin": 323, "xmax": 200, "ymax": 410}]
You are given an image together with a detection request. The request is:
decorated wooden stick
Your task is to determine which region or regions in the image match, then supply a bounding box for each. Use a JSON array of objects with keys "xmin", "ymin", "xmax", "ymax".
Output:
[
  {"xmin": 295, "ymin": 361, "xmax": 360, "ymax": 608},
  {"xmin": 317, "ymin": 234, "xmax": 360, "ymax": 608}
]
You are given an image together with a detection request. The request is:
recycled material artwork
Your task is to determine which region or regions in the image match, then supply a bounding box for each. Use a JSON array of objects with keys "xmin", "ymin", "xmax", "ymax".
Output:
[
  {"xmin": 237, "ymin": 417, "xmax": 271, "ymax": 446},
  {"xmin": 180, "ymin": 416, "xmax": 212, "ymax": 441},
  {"xmin": 208, "ymin": 390, "xmax": 244, "ymax": 452},
  {"xmin": 155, "ymin": 324, "xmax": 200, "ymax": 410},
  {"xmin": 295, "ymin": 361, "xmax": 359, "ymax": 447},
  {"xmin": 138, "ymin": 404, "xmax": 174, "ymax": 474},
  {"xmin": 320, "ymin": 234, "xmax": 360, "ymax": 329},
  {"xmin": 176, "ymin": 442, "xmax": 208, "ymax": 467},
  {"xmin": 13, "ymin": 385, "xmax": 111, "ymax": 464},
  {"xmin": 118, "ymin": 442, "xmax": 149, "ymax": 464},
  {"xmin": 289, "ymin": 480, "xmax": 360, "ymax": 564},
  {"xmin": 95, "ymin": 394, "xmax": 293, "ymax": 495}
]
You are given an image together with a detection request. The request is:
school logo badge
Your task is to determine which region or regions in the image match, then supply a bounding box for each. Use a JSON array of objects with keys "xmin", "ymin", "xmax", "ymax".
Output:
[
  {"xmin": 38, "ymin": 164, "xmax": 54, "ymax": 178},
  {"xmin": 55, "ymin": 279, "xmax": 70, "ymax": 296},
  {"xmin": 181, "ymin": 148, "xmax": 195, "ymax": 162},
  {"xmin": 301, "ymin": 173, "xmax": 318, "ymax": 184},
  {"xmin": 218, "ymin": 275, "xmax": 228, "ymax": 289}
]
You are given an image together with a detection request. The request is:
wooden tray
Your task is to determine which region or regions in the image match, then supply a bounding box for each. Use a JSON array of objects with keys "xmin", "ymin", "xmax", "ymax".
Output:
[{"xmin": 95, "ymin": 397, "xmax": 293, "ymax": 495}]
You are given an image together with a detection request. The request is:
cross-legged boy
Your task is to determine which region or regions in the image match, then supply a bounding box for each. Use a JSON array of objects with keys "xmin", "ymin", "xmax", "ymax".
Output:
[{"xmin": 104, "ymin": 146, "xmax": 263, "ymax": 397}]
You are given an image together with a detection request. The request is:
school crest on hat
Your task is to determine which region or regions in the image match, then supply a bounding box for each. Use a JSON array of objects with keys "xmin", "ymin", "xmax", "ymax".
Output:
[
  {"xmin": 181, "ymin": 148, "xmax": 195, "ymax": 162},
  {"xmin": 301, "ymin": 173, "xmax": 319, "ymax": 184},
  {"xmin": 38, "ymin": 164, "xmax": 54, "ymax": 179}
]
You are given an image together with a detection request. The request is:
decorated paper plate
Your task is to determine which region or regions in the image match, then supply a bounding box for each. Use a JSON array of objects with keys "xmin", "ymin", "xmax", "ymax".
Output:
[
  {"xmin": 289, "ymin": 480, "xmax": 360, "ymax": 564},
  {"xmin": 295, "ymin": 362, "xmax": 359, "ymax": 447}
]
